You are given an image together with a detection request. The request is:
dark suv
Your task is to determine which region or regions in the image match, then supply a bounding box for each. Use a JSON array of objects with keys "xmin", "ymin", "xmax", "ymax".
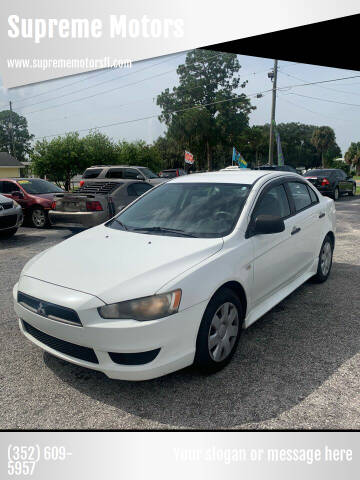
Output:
[{"xmin": 303, "ymin": 168, "xmax": 356, "ymax": 200}]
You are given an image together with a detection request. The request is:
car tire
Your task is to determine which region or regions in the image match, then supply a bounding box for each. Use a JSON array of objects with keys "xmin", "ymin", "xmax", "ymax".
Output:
[
  {"xmin": 0, "ymin": 228, "xmax": 18, "ymax": 239},
  {"xmin": 194, "ymin": 288, "xmax": 243, "ymax": 373},
  {"xmin": 312, "ymin": 235, "xmax": 333, "ymax": 283},
  {"xmin": 349, "ymin": 184, "xmax": 356, "ymax": 196},
  {"xmin": 332, "ymin": 187, "xmax": 340, "ymax": 201},
  {"xmin": 30, "ymin": 207, "xmax": 49, "ymax": 228}
]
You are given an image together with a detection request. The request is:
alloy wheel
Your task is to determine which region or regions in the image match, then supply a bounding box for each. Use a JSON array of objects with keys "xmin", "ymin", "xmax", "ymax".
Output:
[
  {"xmin": 32, "ymin": 208, "xmax": 46, "ymax": 228},
  {"xmin": 208, "ymin": 302, "xmax": 239, "ymax": 362},
  {"xmin": 320, "ymin": 241, "xmax": 332, "ymax": 276},
  {"xmin": 334, "ymin": 188, "xmax": 339, "ymax": 200}
]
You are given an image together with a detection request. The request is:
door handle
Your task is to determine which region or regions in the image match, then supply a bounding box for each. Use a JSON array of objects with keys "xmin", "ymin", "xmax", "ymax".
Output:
[
  {"xmin": 291, "ymin": 226, "xmax": 301, "ymax": 235},
  {"xmin": 319, "ymin": 212, "xmax": 325, "ymax": 219}
]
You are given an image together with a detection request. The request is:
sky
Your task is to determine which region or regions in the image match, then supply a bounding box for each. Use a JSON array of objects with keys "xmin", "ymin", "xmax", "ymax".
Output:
[{"xmin": 1, "ymin": 50, "xmax": 360, "ymax": 156}]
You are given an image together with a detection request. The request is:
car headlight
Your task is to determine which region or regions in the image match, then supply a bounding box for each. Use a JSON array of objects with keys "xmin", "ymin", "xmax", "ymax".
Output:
[
  {"xmin": 12, "ymin": 200, "xmax": 20, "ymax": 208},
  {"xmin": 98, "ymin": 289, "xmax": 182, "ymax": 321}
]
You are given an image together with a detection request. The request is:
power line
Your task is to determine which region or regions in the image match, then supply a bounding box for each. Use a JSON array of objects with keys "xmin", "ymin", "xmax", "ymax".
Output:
[
  {"xmin": 21, "ymin": 51, "xmax": 246, "ymax": 116},
  {"xmin": 18, "ymin": 53, "xmax": 186, "ymax": 111},
  {"xmin": 286, "ymin": 92, "xmax": 360, "ymax": 108},
  {"xmin": 277, "ymin": 92, "xmax": 352, "ymax": 123},
  {"xmin": 279, "ymin": 70, "xmax": 360, "ymax": 96},
  {"xmin": 33, "ymin": 90, "xmax": 262, "ymax": 141},
  {"xmin": 29, "ymin": 65, "xmax": 268, "ymax": 125},
  {"xmin": 13, "ymin": 69, "xmax": 116, "ymax": 106}
]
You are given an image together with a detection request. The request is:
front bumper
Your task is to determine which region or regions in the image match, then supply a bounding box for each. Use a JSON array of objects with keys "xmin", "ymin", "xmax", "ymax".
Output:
[
  {"xmin": 13, "ymin": 277, "xmax": 206, "ymax": 381},
  {"xmin": 49, "ymin": 210, "xmax": 108, "ymax": 228},
  {"xmin": 0, "ymin": 206, "xmax": 23, "ymax": 231}
]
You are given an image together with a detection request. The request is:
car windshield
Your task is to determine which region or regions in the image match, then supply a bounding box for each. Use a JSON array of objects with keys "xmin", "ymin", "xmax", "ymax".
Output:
[
  {"xmin": 305, "ymin": 170, "xmax": 334, "ymax": 176},
  {"xmin": 138, "ymin": 167, "xmax": 158, "ymax": 179},
  {"xmin": 161, "ymin": 171, "xmax": 177, "ymax": 178},
  {"xmin": 107, "ymin": 182, "xmax": 250, "ymax": 238},
  {"xmin": 19, "ymin": 179, "xmax": 63, "ymax": 194}
]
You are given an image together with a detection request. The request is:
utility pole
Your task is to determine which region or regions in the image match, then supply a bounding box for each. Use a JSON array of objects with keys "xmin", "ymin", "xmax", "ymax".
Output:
[
  {"xmin": 9, "ymin": 101, "xmax": 16, "ymax": 158},
  {"xmin": 268, "ymin": 59, "xmax": 278, "ymax": 165}
]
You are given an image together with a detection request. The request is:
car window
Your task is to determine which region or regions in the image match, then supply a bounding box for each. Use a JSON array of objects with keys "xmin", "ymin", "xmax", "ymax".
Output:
[
  {"xmin": 287, "ymin": 182, "xmax": 312, "ymax": 211},
  {"xmin": 124, "ymin": 169, "xmax": 139, "ymax": 179},
  {"xmin": 307, "ymin": 186, "xmax": 318, "ymax": 204},
  {"xmin": 106, "ymin": 168, "xmax": 124, "ymax": 179},
  {"xmin": 127, "ymin": 183, "xmax": 153, "ymax": 196},
  {"xmin": 336, "ymin": 170, "xmax": 346, "ymax": 180},
  {"xmin": 254, "ymin": 184, "xmax": 290, "ymax": 219},
  {"xmin": 83, "ymin": 168, "xmax": 102, "ymax": 179},
  {"xmin": 18, "ymin": 179, "xmax": 62, "ymax": 194},
  {"xmin": 0, "ymin": 181, "xmax": 19, "ymax": 194}
]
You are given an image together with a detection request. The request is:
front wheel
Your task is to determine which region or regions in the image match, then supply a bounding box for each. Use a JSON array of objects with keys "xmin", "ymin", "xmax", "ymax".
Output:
[
  {"xmin": 350, "ymin": 184, "xmax": 356, "ymax": 196},
  {"xmin": 312, "ymin": 235, "xmax": 333, "ymax": 283},
  {"xmin": 194, "ymin": 288, "xmax": 243, "ymax": 373},
  {"xmin": 30, "ymin": 207, "xmax": 49, "ymax": 228}
]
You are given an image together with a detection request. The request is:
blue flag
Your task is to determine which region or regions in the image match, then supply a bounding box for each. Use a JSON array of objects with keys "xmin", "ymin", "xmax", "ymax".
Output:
[{"xmin": 232, "ymin": 147, "xmax": 247, "ymax": 168}]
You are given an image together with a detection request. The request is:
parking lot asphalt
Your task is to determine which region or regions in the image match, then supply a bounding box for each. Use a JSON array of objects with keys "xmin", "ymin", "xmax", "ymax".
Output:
[{"xmin": 1, "ymin": 197, "xmax": 359, "ymax": 430}]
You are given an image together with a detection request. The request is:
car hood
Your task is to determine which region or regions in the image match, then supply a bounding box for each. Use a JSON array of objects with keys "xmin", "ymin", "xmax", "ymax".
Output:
[{"xmin": 22, "ymin": 225, "xmax": 223, "ymax": 304}]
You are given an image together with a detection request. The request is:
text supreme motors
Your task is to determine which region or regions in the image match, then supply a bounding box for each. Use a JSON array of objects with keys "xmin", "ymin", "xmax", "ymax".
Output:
[{"xmin": 7, "ymin": 15, "xmax": 185, "ymax": 44}]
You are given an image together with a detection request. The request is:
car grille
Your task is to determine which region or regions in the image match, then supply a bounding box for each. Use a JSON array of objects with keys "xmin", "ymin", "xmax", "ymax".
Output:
[
  {"xmin": 78, "ymin": 181, "xmax": 120, "ymax": 195},
  {"xmin": 18, "ymin": 291, "xmax": 82, "ymax": 327},
  {"xmin": 1, "ymin": 202, "xmax": 13, "ymax": 210},
  {"xmin": 0, "ymin": 214, "xmax": 17, "ymax": 228},
  {"xmin": 23, "ymin": 321, "xmax": 98, "ymax": 364}
]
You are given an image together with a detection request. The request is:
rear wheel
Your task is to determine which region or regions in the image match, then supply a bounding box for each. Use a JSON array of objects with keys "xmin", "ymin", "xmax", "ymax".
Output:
[
  {"xmin": 30, "ymin": 207, "xmax": 49, "ymax": 228},
  {"xmin": 195, "ymin": 288, "xmax": 243, "ymax": 373},
  {"xmin": 312, "ymin": 235, "xmax": 333, "ymax": 283},
  {"xmin": 333, "ymin": 187, "xmax": 340, "ymax": 201},
  {"xmin": 350, "ymin": 184, "xmax": 356, "ymax": 196}
]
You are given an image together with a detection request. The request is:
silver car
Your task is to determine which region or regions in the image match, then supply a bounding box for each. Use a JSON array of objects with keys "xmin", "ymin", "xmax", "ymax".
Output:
[
  {"xmin": 0, "ymin": 193, "xmax": 23, "ymax": 238},
  {"xmin": 49, "ymin": 179, "xmax": 154, "ymax": 228}
]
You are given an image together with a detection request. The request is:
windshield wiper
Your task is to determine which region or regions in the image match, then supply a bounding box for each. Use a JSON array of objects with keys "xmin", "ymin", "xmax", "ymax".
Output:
[
  {"xmin": 132, "ymin": 226, "xmax": 197, "ymax": 237},
  {"xmin": 112, "ymin": 218, "xmax": 128, "ymax": 230}
]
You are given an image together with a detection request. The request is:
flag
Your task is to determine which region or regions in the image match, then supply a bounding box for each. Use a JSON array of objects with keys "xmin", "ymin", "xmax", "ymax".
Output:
[
  {"xmin": 275, "ymin": 130, "xmax": 284, "ymax": 166},
  {"xmin": 184, "ymin": 150, "xmax": 194, "ymax": 164},
  {"xmin": 232, "ymin": 147, "xmax": 247, "ymax": 168}
]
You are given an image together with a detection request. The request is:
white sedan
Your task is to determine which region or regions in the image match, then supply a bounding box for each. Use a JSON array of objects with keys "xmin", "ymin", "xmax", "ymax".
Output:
[{"xmin": 13, "ymin": 170, "xmax": 336, "ymax": 380}]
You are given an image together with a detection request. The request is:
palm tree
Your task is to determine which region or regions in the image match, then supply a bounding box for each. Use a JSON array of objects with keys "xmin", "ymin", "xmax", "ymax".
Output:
[{"xmin": 311, "ymin": 126, "xmax": 336, "ymax": 168}]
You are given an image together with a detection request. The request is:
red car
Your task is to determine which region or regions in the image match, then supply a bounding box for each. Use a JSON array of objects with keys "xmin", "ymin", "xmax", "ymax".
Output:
[{"xmin": 0, "ymin": 178, "xmax": 63, "ymax": 228}]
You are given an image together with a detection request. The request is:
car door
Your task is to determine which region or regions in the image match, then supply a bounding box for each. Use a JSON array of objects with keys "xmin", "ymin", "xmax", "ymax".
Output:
[
  {"xmin": 0, "ymin": 181, "xmax": 26, "ymax": 207},
  {"xmin": 285, "ymin": 180, "xmax": 322, "ymax": 273},
  {"xmin": 249, "ymin": 180, "xmax": 301, "ymax": 307},
  {"xmin": 335, "ymin": 170, "xmax": 348, "ymax": 194}
]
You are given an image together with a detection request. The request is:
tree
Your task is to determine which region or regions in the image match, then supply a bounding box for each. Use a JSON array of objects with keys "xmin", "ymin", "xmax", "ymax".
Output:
[
  {"xmin": 345, "ymin": 141, "xmax": 360, "ymax": 174},
  {"xmin": 31, "ymin": 133, "xmax": 87, "ymax": 190},
  {"xmin": 311, "ymin": 126, "xmax": 338, "ymax": 168},
  {"xmin": 115, "ymin": 140, "xmax": 162, "ymax": 172},
  {"xmin": 157, "ymin": 49, "xmax": 254, "ymax": 170},
  {"xmin": 238, "ymin": 126, "xmax": 268, "ymax": 166},
  {"xmin": 83, "ymin": 130, "xmax": 118, "ymax": 165},
  {"xmin": 0, "ymin": 109, "xmax": 34, "ymax": 161}
]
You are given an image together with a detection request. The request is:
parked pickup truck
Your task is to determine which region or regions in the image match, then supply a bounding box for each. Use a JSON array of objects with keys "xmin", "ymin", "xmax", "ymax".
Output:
[{"xmin": 49, "ymin": 179, "xmax": 153, "ymax": 228}]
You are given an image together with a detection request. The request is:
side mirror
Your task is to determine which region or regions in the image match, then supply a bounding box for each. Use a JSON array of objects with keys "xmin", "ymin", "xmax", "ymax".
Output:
[
  {"xmin": 253, "ymin": 214, "xmax": 285, "ymax": 235},
  {"xmin": 136, "ymin": 175, "xmax": 145, "ymax": 181},
  {"xmin": 12, "ymin": 190, "xmax": 24, "ymax": 199}
]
